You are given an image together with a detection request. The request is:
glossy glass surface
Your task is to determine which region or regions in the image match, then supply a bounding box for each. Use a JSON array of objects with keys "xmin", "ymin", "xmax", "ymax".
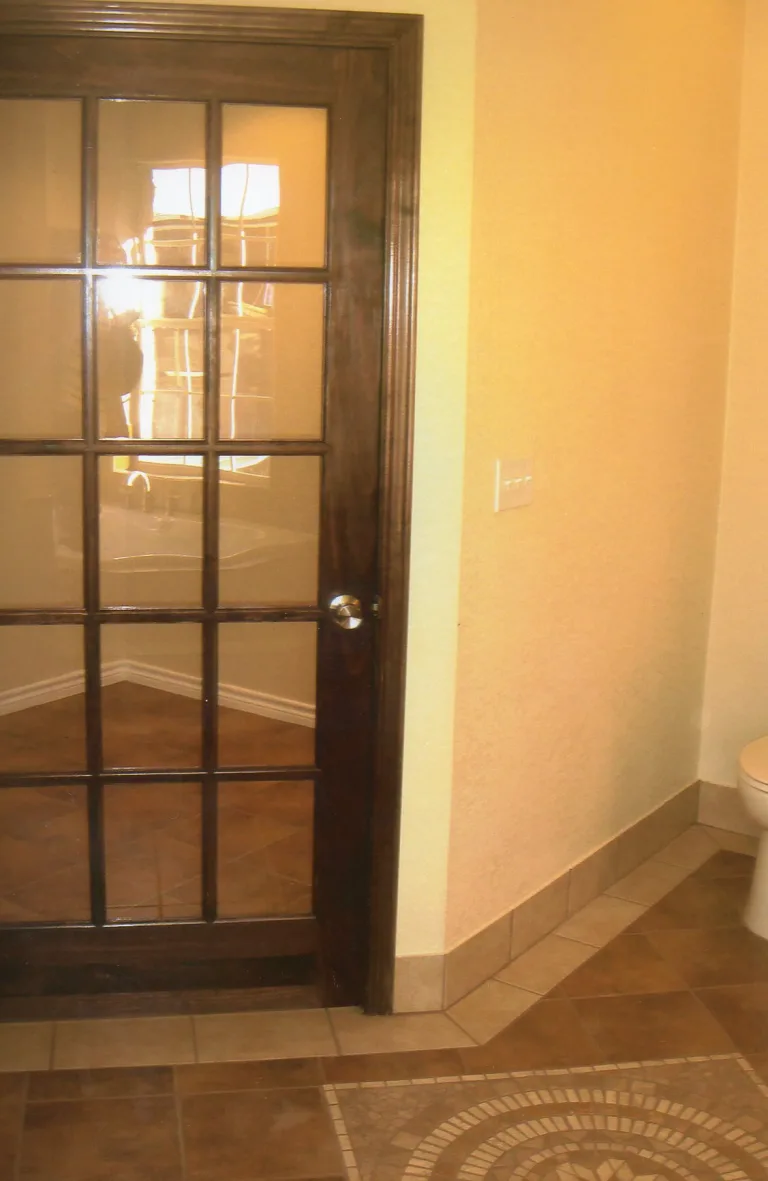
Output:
[
  {"xmin": 0, "ymin": 787, "xmax": 90, "ymax": 922},
  {"xmin": 0, "ymin": 457, "xmax": 82, "ymax": 609},
  {"xmin": 219, "ymin": 283, "xmax": 324, "ymax": 440},
  {"xmin": 218, "ymin": 780, "xmax": 313, "ymax": 917},
  {"xmin": 0, "ymin": 627, "xmax": 86, "ymax": 773},
  {"xmin": 105, "ymin": 782, "xmax": 202, "ymax": 923},
  {"xmin": 101, "ymin": 624, "xmax": 202, "ymax": 769},
  {"xmin": 217, "ymin": 623, "xmax": 317, "ymax": 767},
  {"xmin": 221, "ymin": 105, "xmax": 327, "ymax": 268},
  {"xmin": 99, "ymin": 457, "xmax": 203, "ymax": 608},
  {"xmin": 0, "ymin": 279, "xmax": 82, "ymax": 439},
  {"xmin": 0, "ymin": 99, "xmax": 81, "ymax": 264},
  {"xmin": 218, "ymin": 456, "xmax": 320, "ymax": 607},
  {"xmin": 97, "ymin": 100, "xmax": 207, "ymax": 266},
  {"xmin": 96, "ymin": 278, "xmax": 204, "ymax": 441}
]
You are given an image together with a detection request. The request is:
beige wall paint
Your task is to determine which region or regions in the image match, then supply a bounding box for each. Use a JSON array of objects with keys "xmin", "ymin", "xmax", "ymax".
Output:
[
  {"xmin": 446, "ymin": 0, "xmax": 744, "ymax": 949},
  {"xmin": 701, "ymin": 0, "xmax": 768, "ymax": 789}
]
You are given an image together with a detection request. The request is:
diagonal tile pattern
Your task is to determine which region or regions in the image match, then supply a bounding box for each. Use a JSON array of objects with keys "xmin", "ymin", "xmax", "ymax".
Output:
[{"xmin": 0, "ymin": 826, "xmax": 765, "ymax": 1179}]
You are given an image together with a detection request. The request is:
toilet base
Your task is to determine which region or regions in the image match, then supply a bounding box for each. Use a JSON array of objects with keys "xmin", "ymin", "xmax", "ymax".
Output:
[{"xmin": 744, "ymin": 832, "xmax": 768, "ymax": 941}]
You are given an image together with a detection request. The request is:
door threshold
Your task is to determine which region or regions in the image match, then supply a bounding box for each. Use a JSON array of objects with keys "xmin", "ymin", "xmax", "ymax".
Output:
[{"xmin": 0, "ymin": 984, "xmax": 322, "ymax": 1023}]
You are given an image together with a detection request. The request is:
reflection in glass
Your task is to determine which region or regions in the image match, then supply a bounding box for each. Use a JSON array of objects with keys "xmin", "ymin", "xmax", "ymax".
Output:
[
  {"xmin": 0, "ymin": 458, "xmax": 82, "ymax": 609},
  {"xmin": 0, "ymin": 99, "xmax": 81, "ymax": 264},
  {"xmin": 219, "ymin": 457, "xmax": 319, "ymax": 607},
  {"xmin": 97, "ymin": 100, "xmax": 206, "ymax": 266},
  {"xmin": 0, "ymin": 279, "xmax": 82, "ymax": 439},
  {"xmin": 0, "ymin": 627, "xmax": 85, "ymax": 773},
  {"xmin": 217, "ymin": 623, "xmax": 316, "ymax": 767},
  {"xmin": 0, "ymin": 787, "xmax": 90, "ymax": 922},
  {"xmin": 219, "ymin": 283, "xmax": 324, "ymax": 440},
  {"xmin": 97, "ymin": 279, "xmax": 204, "ymax": 440},
  {"xmin": 221, "ymin": 105, "xmax": 327, "ymax": 268},
  {"xmin": 101, "ymin": 624, "xmax": 202, "ymax": 769},
  {"xmin": 218, "ymin": 781, "xmax": 313, "ymax": 917},
  {"xmin": 105, "ymin": 782, "xmax": 201, "ymax": 923},
  {"xmin": 99, "ymin": 457, "xmax": 203, "ymax": 607}
]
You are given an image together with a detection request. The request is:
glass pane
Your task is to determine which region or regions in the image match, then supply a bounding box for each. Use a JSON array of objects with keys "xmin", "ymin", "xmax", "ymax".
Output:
[
  {"xmin": 219, "ymin": 457, "xmax": 320, "ymax": 606},
  {"xmin": 101, "ymin": 624, "xmax": 202, "ymax": 769},
  {"xmin": 105, "ymin": 782, "xmax": 201, "ymax": 923},
  {"xmin": 221, "ymin": 105, "xmax": 327, "ymax": 268},
  {"xmin": 218, "ymin": 780, "xmax": 313, "ymax": 917},
  {"xmin": 0, "ymin": 279, "xmax": 82, "ymax": 439},
  {"xmin": 100, "ymin": 457, "xmax": 203, "ymax": 607},
  {"xmin": 0, "ymin": 458, "xmax": 82, "ymax": 608},
  {"xmin": 219, "ymin": 283, "xmax": 324, "ymax": 440},
  {"xmin": 0, "ymin": 627, "xmax": 85, "ymax": 773},
  {"xmin": 0, "ymin": 99, "xmax": 81, "ymax": 264},
  {"xmin": 97, "ymin": 100, "xmax": 206, "ymax": 266},
  {"xmin": 97, "ymin": 278, "xmax": 204, "ymax": 440},
  {"xmin": 218, "ymin": 623, "xmax": 316, "ymax": 767},
  {"xmin": 0, "ymin": 787, "xmax": 89, "ymax": 922}
]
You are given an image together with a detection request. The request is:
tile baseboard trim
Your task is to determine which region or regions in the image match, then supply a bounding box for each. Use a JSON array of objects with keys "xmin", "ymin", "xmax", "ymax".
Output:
[
  {"xmin": 698, "ymin": 780, "xmax": 760, "ymax": 837},
  {"xmin": 393, "ymin": 781, "xmax": 699, "ymax": 1013}
]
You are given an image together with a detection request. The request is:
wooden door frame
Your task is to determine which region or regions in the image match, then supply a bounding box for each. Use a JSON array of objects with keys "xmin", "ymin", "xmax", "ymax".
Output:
[{"xmin": 0, "ymin": 1, "xmax": 421, "ymax": 1014}]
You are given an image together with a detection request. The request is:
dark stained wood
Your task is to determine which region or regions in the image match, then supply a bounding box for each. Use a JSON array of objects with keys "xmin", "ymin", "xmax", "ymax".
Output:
[
  {"xmin": 314, "ymin": 46, "xmax": 387, "ymax": 1006},
  {"xmin": 0, "ymin": 981, "xmax": 320, "ymax": 1020},
  {"xmin": 366, "ymin": 17, "xmax": 423, "ymax": 1015},
  {"xmin": 0, "ymin": 3, "xmax": 423, "ymax": 1014}
]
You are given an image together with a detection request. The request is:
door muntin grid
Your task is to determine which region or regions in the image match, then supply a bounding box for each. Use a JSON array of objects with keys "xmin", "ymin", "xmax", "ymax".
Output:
[{"xmin": 0, "ymin": 97, "xmax": 329, "ymax": 929}]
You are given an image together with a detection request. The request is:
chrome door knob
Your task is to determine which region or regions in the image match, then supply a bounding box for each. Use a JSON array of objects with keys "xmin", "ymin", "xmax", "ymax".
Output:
[{"xmin": 329, "ymin": 594, "xmax": 364, "ymax": 630}]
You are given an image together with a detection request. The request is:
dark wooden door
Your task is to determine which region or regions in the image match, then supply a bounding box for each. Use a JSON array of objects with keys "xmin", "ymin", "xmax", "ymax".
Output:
[{"xmin": 0, "ymin": 29, "xmax": 388, "ymax": 1006}]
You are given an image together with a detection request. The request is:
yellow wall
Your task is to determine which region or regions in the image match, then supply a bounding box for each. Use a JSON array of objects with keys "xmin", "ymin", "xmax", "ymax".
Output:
[
  {"xmin": 701, "ymin": 0, "xmax": 768, "ymax": 789},
  {"xmin": 446, "ymin": 0, "xmax": 744, "ymax": 948}
]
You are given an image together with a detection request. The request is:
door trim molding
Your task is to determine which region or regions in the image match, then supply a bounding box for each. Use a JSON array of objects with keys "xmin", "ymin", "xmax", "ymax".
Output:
[{"xmin": 0, "ymin": 2, "xmax": 422, "ymax": 1014}]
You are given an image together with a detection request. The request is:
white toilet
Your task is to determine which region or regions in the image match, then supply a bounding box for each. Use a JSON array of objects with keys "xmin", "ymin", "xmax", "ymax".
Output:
[{"xmin": 738, "ymin": 736, "xmax": 768, "ymax": 939}]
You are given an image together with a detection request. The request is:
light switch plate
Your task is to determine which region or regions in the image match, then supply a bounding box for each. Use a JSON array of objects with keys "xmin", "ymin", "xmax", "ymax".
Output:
[{"xmin": 495, "ymin": 458, "xmax": 533, "ymax": 512}]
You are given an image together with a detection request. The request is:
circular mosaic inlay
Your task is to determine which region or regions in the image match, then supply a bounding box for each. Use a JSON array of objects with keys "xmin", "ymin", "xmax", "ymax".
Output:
[{"xmin": 402, "ymin": 1087, "xmax": 768, "ymax": 1180}]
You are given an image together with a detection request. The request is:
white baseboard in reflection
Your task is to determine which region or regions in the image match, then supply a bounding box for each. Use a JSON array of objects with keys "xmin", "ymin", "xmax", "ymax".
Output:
[{"xmin": 0, "ymin": 660, "xmax": 315, "ymax": 728}]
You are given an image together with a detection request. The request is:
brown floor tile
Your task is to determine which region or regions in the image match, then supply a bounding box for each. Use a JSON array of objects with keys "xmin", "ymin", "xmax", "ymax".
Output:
[
  {"xmin": 28, "ymin": 1067, "xmax": 173, "ymax": 1102},
  {"xmin": 181, "ymin": 1087, "xmax": 343, "ymax": 1181},
  {"xmin": 645, "ymin": 925, "xmax": 768, "ymax": 987},
  {"xmin": 19, "ymin": 1096, "xmax": 182, "ymax": 1181},
  {"xmin": 175, "ymin": 1058, "xmax": 324, "ymax": 1094},
  {"xmin": 322, "ymin": 1048, "xmax": 465, "ymax": 1084},
  {"xmin": 0, "ymin": 1073, "xmax": 25, "ymax": 1181},
  {"xmin": 696, "ymin": 982, "xmax": 768, "ymax": 1053},
  {"xmin": 557, "ymin": 932, "xmax": 688, "ymax": 998},
  {"xmin": 630, "ymin": 874, "xmax": 749, "ymax": 932},
  {"xmin": 693, "ymin": 849, "xmax": 756, "ymax": 879},
  {"xmin": 572, "ymin": 990, "xmax": 735, "ymax": 1060},
  {"xmin": 458, "ymin": 997, "xmax": 602, "ymax": 1073}
]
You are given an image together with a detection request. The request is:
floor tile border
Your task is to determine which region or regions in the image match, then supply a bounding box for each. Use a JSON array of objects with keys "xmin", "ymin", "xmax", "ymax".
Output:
[{"xmin": 396, "ymin": 782, "xmax": 701, "ymax": 1013}]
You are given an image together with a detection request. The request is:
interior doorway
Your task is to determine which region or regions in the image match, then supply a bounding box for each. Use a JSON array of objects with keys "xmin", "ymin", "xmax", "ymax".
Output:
[{"xmin": 0, "ymin": 3, "xmax": 421, "ymax": 1014}]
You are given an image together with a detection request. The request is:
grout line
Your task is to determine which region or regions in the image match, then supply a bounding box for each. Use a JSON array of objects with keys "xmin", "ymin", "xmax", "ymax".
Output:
[
  {"xmin": 442, "ymin": 1008, "xmax": 481, "ymax": 1045},
  {"xmin": 323, "ymin": 1083, "xmax": 360, "ymax": 1180},
  {"xmin": 734, "ymin": 1053, "xmax": 768, "ymax": 1101},
  {"xmin": 325, "ymin": 1008, "xmax": 343, "ymax": 1058},
  {"xmin": 174, "ymin": 1084, "xmax": 188, "ymax": 1181}
]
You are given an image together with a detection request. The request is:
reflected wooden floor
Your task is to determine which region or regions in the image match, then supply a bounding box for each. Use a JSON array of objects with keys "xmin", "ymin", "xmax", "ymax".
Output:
[
  {"xmin": 0, "ymin": 683, "xmax": 314, "ymax": 925},
  {"xmin": 0, "ymin": 681, "xmax": 315, "ymax": 772}
]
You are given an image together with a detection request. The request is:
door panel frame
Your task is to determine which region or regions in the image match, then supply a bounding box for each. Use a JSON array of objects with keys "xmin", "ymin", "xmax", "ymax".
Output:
[{"xmin": 0, "ymin": 1, "xmax": 421, "ymax": 1013}]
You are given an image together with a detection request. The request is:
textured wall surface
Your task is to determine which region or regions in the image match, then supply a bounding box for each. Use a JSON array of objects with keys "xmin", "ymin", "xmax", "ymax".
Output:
[
  {"xmin": 700, "ymin": 0, "xmax": 768, "ymax": 789},
  {"xmin": 447, "ymin": 0, "xmax": 744, "ymax": 949}
]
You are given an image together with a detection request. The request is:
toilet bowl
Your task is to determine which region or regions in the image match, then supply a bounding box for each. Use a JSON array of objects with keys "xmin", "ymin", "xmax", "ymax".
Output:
[{"xmin": 738, "ymin": 736, "xmax": 768, "ymax": 940}]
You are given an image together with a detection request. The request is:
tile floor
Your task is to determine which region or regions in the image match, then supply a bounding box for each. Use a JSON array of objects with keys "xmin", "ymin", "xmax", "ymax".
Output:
[{"xmin": 0, "ymin": 822, "xmax": 766, "ymax": 1178}]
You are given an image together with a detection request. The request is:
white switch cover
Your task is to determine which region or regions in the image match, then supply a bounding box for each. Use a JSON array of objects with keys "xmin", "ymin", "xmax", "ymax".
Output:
[{"xmin": 495, "ymin": 458, "xmax": 533, "ymax": 512}]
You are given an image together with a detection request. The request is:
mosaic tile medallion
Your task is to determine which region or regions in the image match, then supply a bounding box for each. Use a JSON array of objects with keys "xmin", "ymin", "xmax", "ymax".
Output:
[{"xmin": 327, "ymin": 1056, "xmax": 768, "ymax": 1180}]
